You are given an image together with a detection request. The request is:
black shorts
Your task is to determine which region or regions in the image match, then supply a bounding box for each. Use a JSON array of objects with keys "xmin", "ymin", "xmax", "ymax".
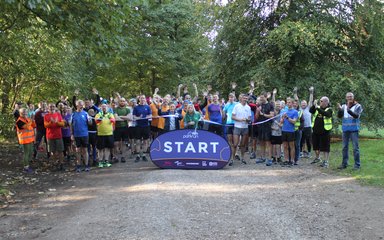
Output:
[
  {"xmin": 271, "ymin": 135, "xmax": 282, "ymax": 145},
  {"xmin": 114, "ymin": 127, "xmax": 129, "ymax": 141},
  {"xmin": 62, "ymin": 137, "xmax": 71, "ymax": 149},
  {"xmin": 248, "ymin": 124, "xmax": 258, "ymax": 138},
  {"xmin": 312, "ymin": 131, "xmax": 331, "ymax": 152},
  {"xmin": 282, "ymin": 131, "xmax": 295, "ymax": 142},
  {"xmin": 75, "ymin": 136, "xmax": 89, "ymax": 148},
  {"xmin": 135, "ymin": 126, "xmax": 150, "ymax": 140},
  {"xmin": 97, "ymin": 135, "xmax": 114, "ymax": 149},
  {"xmin": 88, "ymin": 132, "xmax": 97, "ymax": 146},
  {"xmin": 226, "ymin": 125, "xmax": 234, "ymax": 135},
  {"xmin": 257, "ymin": 123, "xmax": 272, "ymax": 141},
  {"xmin": 150, "ymin": 126, "xmax": 159, "ymax": 133},
  {"xmin": 128, "ymin": 127, "xmax": 136, "ymax": 140}
]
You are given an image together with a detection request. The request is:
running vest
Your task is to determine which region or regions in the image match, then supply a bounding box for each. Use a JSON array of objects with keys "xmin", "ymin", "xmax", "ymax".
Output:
[
  {"xmin": 294, "ymin": 110, "xmax": 303, "ymax": 131},
  {"xmin": 311, "ymin": 108, "xmax": 332, "ymax": 131},
  {"xmin": 342, "ymin": 104, "xmax": 361, "ymax": 132},
  {"xmin": 16, "ymin": 117, "xmax": 35, "ymax": 144}
]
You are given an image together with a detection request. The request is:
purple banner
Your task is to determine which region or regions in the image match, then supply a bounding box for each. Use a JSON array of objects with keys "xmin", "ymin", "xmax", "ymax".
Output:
[{"xmin": 150, "ymin": 129, "xmax": 231, "ymax": 169}]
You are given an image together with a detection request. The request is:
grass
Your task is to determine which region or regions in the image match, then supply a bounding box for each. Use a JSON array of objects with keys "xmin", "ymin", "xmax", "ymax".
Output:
[{"xmin": 328, "ymin": 139, "xmax": 384, "ymax": 187}]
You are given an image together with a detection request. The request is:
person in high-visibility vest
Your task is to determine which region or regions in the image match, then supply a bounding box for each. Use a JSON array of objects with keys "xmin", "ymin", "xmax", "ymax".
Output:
[
  {"xmin": 16, "ymin": 108, "xmax": 36, "ymax": 173},
  {"xmin": 337, "ymin": 92, "xmax": 363, "ymax": 170},
  {"xmin": 309, "ymin": 96, "xmax": 333, "ymax": 168}
]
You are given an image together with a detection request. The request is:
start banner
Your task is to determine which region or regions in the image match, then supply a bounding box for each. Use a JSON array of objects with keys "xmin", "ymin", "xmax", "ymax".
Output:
[{"xmin": 149, "ymin": 129, "xmax": 231, "ymax": 169}]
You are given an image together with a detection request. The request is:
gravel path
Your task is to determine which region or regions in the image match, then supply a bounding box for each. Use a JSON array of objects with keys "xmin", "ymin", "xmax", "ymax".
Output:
[{"xmin": 1, "ymin": 158, "xmax": 383, "ymax": 240}]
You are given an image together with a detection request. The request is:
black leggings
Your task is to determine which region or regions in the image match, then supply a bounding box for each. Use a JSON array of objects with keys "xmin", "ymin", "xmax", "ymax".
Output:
[{"xmin": 300, "ymin": 127, "xmax": 312, "ymax": 152}]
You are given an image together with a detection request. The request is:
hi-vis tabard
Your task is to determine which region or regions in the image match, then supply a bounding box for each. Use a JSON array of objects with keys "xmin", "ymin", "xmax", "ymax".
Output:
[
  {"xmin": 342, "ymin": 104, "xmax": 361, "ymax": 132},
  {"xmin": 16, "ymin": 117, "xmax": 35, "ymax": 145},
  {"xmin": 311, "ymin": 108, "xmax": 332, "ymax": 131},
  {"xmin": 294, "ymin": 110, "xmax": 303, "ymax": 131}
]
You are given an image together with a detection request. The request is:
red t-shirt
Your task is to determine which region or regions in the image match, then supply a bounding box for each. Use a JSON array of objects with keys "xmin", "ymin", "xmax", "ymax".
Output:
[{"xmin": 44, "ymin": 112, "xmax": 64, "ymax": 139}]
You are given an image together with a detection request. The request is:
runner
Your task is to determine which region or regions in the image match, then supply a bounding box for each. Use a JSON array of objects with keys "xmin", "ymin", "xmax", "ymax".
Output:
[
  {"xmin": 113, "ymin": 97, "xmax": 131, "ymax": 163},
  {"xmin": 133, "ymin": 95, "xmax": 152, "ymax": 162},
  {"xmin": 71, "ymin": 100, "xmax": 91, "ymax": 172},
  {"xmin": 207, "ymin": 94, "xmax": 223, "ymax": 136},
  {"xmin": 223, "ymin": 93, "xmax": 238, "ymax": 161},
  {"xmin": 44, "ymin": 103, "xmax": 66, "ymax": 171},
  {"xmin": 280, "ymin": 98, "xmax": 298, "ymax": 167},
  {"xmin": 183, "ymin": 104, "xmax": 201, "ymax": 130},
  {"xmin": 271, "ymin": 100, "xmax": 283, "ymax": 164},
  {"xmin": 33, "ymin": 102, "xmax": 50, "ymax": 160},
  {"xmin": 95, "ymin": 104, "xmax": 115, "ymax": 168},
  {"xmin": 231, "ymin": 94, "xmax": 252, "ymax": 166}
]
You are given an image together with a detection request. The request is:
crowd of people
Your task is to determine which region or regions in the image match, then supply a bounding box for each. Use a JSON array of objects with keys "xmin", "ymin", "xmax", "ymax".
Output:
[{"xmin": 13, "ymin": 82, "xmax": 363, "ymax": 173}]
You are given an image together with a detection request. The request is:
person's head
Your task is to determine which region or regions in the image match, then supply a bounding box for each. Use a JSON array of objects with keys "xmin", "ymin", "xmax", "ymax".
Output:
[
  {"xmin": 301, "ymin": 100, "xmax": 307, "ymax": 109},
  {"xmin": 183, "ymin": 100, "xmax": 189, "ymax": 109},
  {"xmin": 101, "ymin": 104, "xmax": 108, "ymax": 113},
  {"xmin": 65, "ymin": 105, "xmax": 72, "ymax": 114},
  {"xmin": 76, "ymin": 100, "xmax": 84, "ymax": 111},
  {"xmin": 84, "ymin": 99, "xmax": 91, "ymax": 108},
  {"xmin": 228, "ymin": 93, "xmax": 235, "ymax": 103},
  {"xmin": 163, "ymin": 96, "xmax": 170, "ymax": 105},
  {"xmin": 19, "ymin": 108, "xmax": 27, "ymax": 117},
  {"xmin": 119, "ymin": 98, "xmax": 127, "ymax": 107},
  {"xmin": 346, "ymin": 92, "xmax": 354, "ymax": 103},
  {"xmin": 320, "ymin": 96, "xmax": 330, "ymax": 108},
  {"xmin": 184, "ymin": 94, "xmax": 192, "ymax": 102},
  {"xmin": 169, "ymin": 102, "xmax": 176, "ymax": 111},
  {"xmin": 187, "ymin": 104, "xmax": 195, "ymax": 114},
  {"xmin": 292, "ymin": 99, "xmax": 298, "ymax": 109},
  {"xmin": 259, "ymin": 92, "xmax": 268, "ymax": 104},
  {"xmin": 280, "ymin": 100, "xmax": 286, "ymax": 109},
  {"xmin": 139, "ymin": 95, "xmax": 146, "ymax": 105},
  {"xmin": 28, "ymin": 103, "xmax": 34, "ymax": 110},
  {"xmin": 88, "ymin": 109, "xmax": 96, "ymax": 117},
  {"xmin": 48, "ymin": 103, "xmax": 56, "ymax": 113},
  {"xmin": 287, "ymin": 99, "xmax": 293, "ymax": 109},
  {"xmin": 57, "ymin": 102, "xmax": 64, "ymax": 112},
  {"xmin": 241, "ymin": 94, "xmax": 248, "ymax": 105},
  {"xmin": 212, "ymin": 94, "xmax": 219, "ymax": 103},
  {"xmin": 275, "ymin": 101, "xmax": 281, "ymax": 111},
  {"xmin": 129, "ymin": 98, "xmax": 137, "ymax": 107}
]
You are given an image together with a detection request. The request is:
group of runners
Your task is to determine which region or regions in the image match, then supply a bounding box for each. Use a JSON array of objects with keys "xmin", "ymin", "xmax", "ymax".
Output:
[{"xmin": 14, "ymin": 82, "xmax": 363, "ymax": 173}]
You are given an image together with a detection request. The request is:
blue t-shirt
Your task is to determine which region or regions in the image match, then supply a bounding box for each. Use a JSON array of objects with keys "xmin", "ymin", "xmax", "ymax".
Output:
[
  {"xmin": 282, "ymin": 108, "xmax": 298, "ymax": 133},
  {"xmin": 208, "ymin": 103, "xmax": 222, "ymax": 123},
  {"xmin": 71, "ymin": 110, "xmax": 89, "ymax": 137},
  {"xmin": 133, "ymin": 105, "xmax": 152, "ymax": 127},
  {"xmin": 223, "ymin": 102, "xmax": 238, "ymax": 124}
]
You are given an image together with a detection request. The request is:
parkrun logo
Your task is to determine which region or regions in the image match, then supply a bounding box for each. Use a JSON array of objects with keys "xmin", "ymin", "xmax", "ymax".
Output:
[
  {"xmin": 150, "ymin": 129, "xmax": 231, "ymax": 170},
  {"xmin": 183, "ymin": 131, "xmax": 199, "ymax": 139}
]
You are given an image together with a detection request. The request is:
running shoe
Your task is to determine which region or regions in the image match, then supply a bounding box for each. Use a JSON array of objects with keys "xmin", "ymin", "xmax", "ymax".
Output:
[
  {"xmin": 121, "ymin": 157, "xmax": 126, "ymax": 163},
  {"xmin": 320, "ymin": 160, "xmax": 329, "ymax": 168},
  {"xmin": 266, "ymin": 159, "xmax": 273, "ymax": 166},
  {"xmin": 112, "ymin": 157, "xmax": 119, "ymax": 163},
  {"xmin": 85, "ymin": 166, "xmax": 90, "ymax": 172},
  {"xmin": 255, "ymin": 158, "xmax": 266, "ymax": 164},
  {"xmin": 142, "ymin": 156, "xmax": 148, "ymax": 162},
  {"xmin": 135, "ymin": 156, "xmax": 141, "ymax": 163},
  {"xmin": 235, "ymin": 155, "xmax": 240, "ymax": 161},
  {"xmin": 228, "ymin": 160, "xmax": 234, "ymax": 166},
  {"xmin": 23, "ymin": 166, "xmax": 34, "ymax": 174},
  {"xmin": 103, "ymin": 161, "xmax": 112, "ymax": 168},
  {"xmin": 98, "ymin": 161, "xmax": 104, "ymax": 168},
  {"xmin": 311, "ymin": 158, "xmax": 321, "ymax": 164},
  {"xmin": 250, "ymin": 152, "xmax": 256, "ymax": 159},
  {"xmin": 76, "ymin": 165, "xmax": 82, "ymax": 173},
  {"xmin": 241, "ymin": 159, "xmax": 247, "ymax": 164}
]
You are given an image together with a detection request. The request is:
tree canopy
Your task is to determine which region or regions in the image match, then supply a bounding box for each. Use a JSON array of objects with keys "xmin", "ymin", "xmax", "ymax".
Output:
[{"xmin": 1, "ymin": 0, "xmax": 383, "ymax": 130}]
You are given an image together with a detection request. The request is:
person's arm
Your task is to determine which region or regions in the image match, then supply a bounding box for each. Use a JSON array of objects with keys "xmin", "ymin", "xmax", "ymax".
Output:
[
  {"xmin": 317, "ymin": 107, "xmax": 332, "ymax": 118},
  {"xmin": 192, "ymin": 83, "xmax": 198, "ymax": 103},
  {"xmin": 176, "ymin": 84, "xmax": 182, "ymax": 99},
  {"xmin": 92, "ymin": 88, "xmax": 100, "ymax": 107},
  {"xmin": 337, "ymin": 103, "xmax": 344, "ymax": 118},
  {"xmin": 308, "ymin": 86, "xmax": 314, "ymax": 108},
  {"xmin": 262, "ymin": 105, "xmax": 275, "ymax": 118},
  {"xmin": 199, "ymin": 95, "xmax": 208, "ymax": 110},
  {"xmin": 347, "ymin": 104, "xmax": 362, "ymax": 119},
  {"xmin": 293, "ymin": 87, "xmax": 299, "ymax": 101},
  {"xmin": 272, "ymin": 88, "xmax": 277, "ymax": 104}
]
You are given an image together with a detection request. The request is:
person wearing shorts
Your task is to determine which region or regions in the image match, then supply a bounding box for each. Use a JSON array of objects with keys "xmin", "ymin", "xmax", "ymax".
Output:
[
  {"xmin": 280, "ymin": 99, "xmax": 298, "ymax": 166},
  {"xmin": 223, "ymin": 93, "xmax": 238, "ymax": 161},
  {"xmin": 44, "ymin": 103, "xmax": 66, "ymax": 171},
  {"xmin": 71, "ymin": 100, "xmax": 91, "ymax": 172},
  {"xmin": 133, "ymin": 95, "xmax": 152, "ymax": 162},
  {"xmin": 255, "ymin": 92, "xmax": 275, "ymax": 164},
  {"xmin": 231, "ymin": 94, "xmax": 252, "ymax": 166},
  {"xmin": 310, "ymin": 96, "xmax": 333, "ymax": 168},
  {"xmin": 113, "ymin": 98, "xmax": 131, "ymax": 163},
  {"xmin": 95, "ymin": 104, "xmax": 115, "ymax": 168},
  {"xmin": 271, "ymin": 101, "xmax": 283, "ymax": 164}
]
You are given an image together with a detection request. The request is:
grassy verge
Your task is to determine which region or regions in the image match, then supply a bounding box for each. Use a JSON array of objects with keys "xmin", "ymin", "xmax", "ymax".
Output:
[{"xmin": 328, "ymin": 139, "xmax": 384, "ymax": 187}]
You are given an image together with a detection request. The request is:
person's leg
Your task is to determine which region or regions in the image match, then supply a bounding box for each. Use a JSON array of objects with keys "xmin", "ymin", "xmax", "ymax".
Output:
[
  {"xmin": 294, "ymin": 130, "xmax": 302, "ymax": 162},
  {"xmin": 351, "ymin": 131, "xmax": 360, "ymax": 168},
  {"xmin": 342, "ymin": 131, "xmax": 350, "ymax": 167},
  {"xmin": 283, "ymin": 141, "xmax": 289, "ymax": 162},
  {"xmin": 227, "ymin": 134, "xmax": 235, "ymax": 160},
  {"xmin": 289, "ymin": 141, "xmax": 295, "ymax": 164},
  {"xmin": 240, "ymin": 133, "xmax": 249, "ymax": 160},
  {"xmin": 231, "ymin": 133, "xmax": 240, "ymax": 166}
]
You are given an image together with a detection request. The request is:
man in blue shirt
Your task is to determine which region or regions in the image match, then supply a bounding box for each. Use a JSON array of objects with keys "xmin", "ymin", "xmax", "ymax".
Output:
[
  {"xmin": 280, "ymin": 98, "xmax": 298, "ymax": 166},
  {"xmin": 71, "ymin": 100, "xmax": 91, "ymax": 172},
  {"xmin": 133, "ymin": 95, "xmax": 152, "ymax": 162}
]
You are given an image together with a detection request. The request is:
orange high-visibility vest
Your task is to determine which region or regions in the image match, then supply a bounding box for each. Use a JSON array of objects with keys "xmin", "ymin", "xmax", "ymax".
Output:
[{"xmin": 16, "ymin": 117, "xmax": 36, "ymax": 145}]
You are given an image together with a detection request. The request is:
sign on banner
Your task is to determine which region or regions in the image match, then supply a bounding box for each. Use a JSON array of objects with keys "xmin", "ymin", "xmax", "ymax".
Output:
[{"xmin": 149, "ymin": 129, "xmax": 231, "ymax": 169}]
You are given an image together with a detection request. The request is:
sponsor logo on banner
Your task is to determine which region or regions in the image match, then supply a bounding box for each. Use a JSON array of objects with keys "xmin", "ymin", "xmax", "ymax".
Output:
[{"xmin": 150, "ymin": 130, "xmax": 231, "ymax": 169}]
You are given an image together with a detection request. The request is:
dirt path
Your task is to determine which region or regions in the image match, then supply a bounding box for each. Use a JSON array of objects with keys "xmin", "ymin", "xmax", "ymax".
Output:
[{"xmin": 1, "ymin": 158, "xmax": 384, "ymax": 240}]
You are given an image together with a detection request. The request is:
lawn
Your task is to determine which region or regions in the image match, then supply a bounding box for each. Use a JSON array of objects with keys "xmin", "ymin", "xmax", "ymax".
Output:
[{"xmin": 328, "ymin": 139, "xmax": 384, "ymax": 187}]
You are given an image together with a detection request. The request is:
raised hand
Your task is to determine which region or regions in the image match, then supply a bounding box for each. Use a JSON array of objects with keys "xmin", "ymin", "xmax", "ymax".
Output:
[
  {"xmin": 293, "ymin": 87, "xmax": 298, "ymax": 93},
  {"xmin": 192, "ymin": 83, "xmax": 197, "ymax": 88},
  {"xmin": 92, "ymin": 88, "xmax": 98, "ymax": 95},
  {"xmin": 231, "ymin": 82, "xmax": 237, "ymax": 89},
  {"xmin": 309, "ymin": 86, "xmax": 314, "ymax": 93},
  {"xmin": 178, "ymin": 84, "xmax": 183, "ymax": 89},
  {"xmin": 250, "ymin": 80, "xmax": 255, "ymax": 88},
  {"xmin": 74, "ymin": 89, "xmax": 80, "ymax": 95},
  {"xmin": 273, "ymin": 88, "xmax": 277, "ymax": 95},
  {"xmin": 207, "ymin": 85, "xmax": 212, "ymax": 92},
  {"xmin": 202, "ymin": 90, "xmax": 208, "ymax": 97}
]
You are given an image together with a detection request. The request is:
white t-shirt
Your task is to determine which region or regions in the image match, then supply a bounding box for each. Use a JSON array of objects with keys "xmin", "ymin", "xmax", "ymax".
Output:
[{"xmin": 232, "ymin": 103, "xmax": 252, "ymax": 128}]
